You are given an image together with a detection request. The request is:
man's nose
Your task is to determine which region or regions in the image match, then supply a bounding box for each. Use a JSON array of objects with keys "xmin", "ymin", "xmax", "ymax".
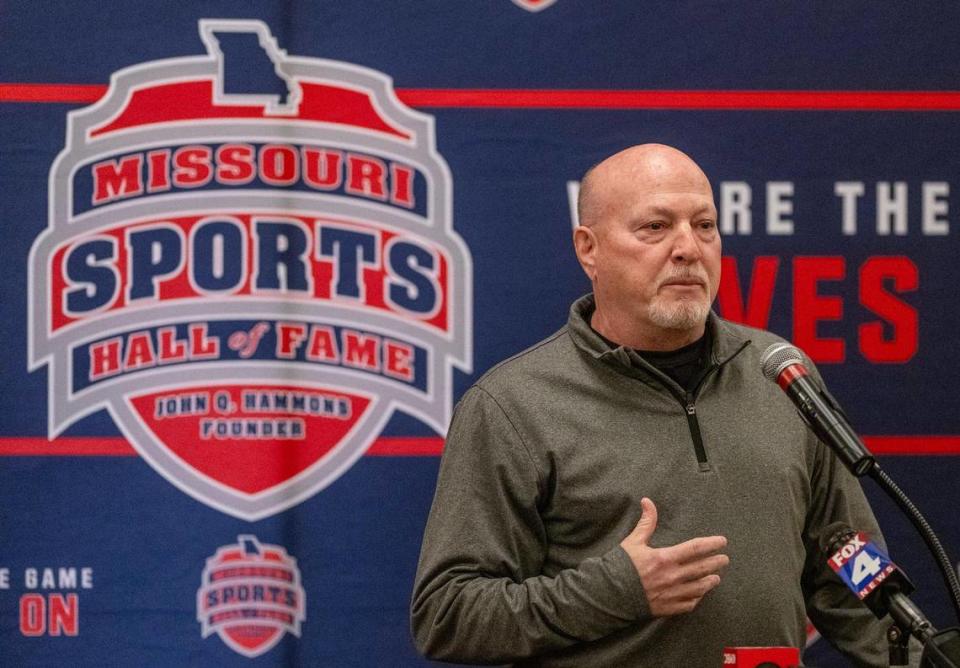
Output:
[{"xmin": 670, "ymin": 222, "xmax": 702, "ymax": 263}]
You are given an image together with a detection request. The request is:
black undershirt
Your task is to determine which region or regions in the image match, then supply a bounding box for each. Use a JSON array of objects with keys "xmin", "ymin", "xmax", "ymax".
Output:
[
  {"xmin": 593, "ymin": 326, "xmax": 711, "ymax": 392},
  {"xmin": 638, "ymin": 333, "xmax": 710, "ymax": 391}
]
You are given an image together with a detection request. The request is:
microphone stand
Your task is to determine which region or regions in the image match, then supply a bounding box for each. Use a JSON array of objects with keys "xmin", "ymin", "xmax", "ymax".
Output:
[
  {"xmin": 879, "ymin": 584, "xmax": 960, "ymax": 667},
  {"xmin": 817, "ymin": 388, "xmax": 960, "ymax": 667},
  {"xmin": 808, "ymin": 384, "xmax": 960, "ymax": 618},
  {"xmin": 919, "ymin": 628, "xmax": 960, "ymax": 668},
  {"xmin": 865, "ymin": 463, "xmax": 960, "ymax": 624},
  {"xmin": 864, "ymin": 462, "xmax": 960, "ymax": 668},
  {"xmin": 761, "ymin": 347, "xmax": 960, "ymax": 666}
]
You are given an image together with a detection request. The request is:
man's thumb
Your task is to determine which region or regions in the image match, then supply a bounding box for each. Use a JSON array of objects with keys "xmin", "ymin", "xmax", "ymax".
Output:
[{"xmin": 633, "ymin": 497, "xmax": 658, "ymax": 543}]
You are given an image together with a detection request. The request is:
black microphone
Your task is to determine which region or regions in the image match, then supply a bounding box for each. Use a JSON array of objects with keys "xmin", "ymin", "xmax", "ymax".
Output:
[
  {"xmin": 820, "ymin": 522, "xmax": 932, "ymax": 640},
  {"xmin": 821, "ymin": 524, "xmax": 960, "ymax": 668},
  {"xmin": 760, "ymin": 343, "xmax": 875, "ymax": 476}
]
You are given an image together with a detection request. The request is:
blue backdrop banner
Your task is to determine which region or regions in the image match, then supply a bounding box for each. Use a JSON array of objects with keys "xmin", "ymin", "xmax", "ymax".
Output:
[{"xmin": 2, "ymin": 3, "xmax": 960, "ymax": 665}]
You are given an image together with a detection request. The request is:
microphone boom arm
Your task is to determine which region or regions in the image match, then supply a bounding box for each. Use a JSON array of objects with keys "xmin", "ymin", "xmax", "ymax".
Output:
[{"xmin": 761, "ymin": 343, "xmax": 960, "ymax": 623}]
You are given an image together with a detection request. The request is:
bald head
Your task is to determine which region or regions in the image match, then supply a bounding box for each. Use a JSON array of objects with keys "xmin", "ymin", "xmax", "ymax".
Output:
[{"xmin": 577, "ymin": 144, "xmax": 713, "ymax": 229}]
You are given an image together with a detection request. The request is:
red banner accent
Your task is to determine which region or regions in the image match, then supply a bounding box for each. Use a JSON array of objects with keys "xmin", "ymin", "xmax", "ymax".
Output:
[
  {"xmin": 0, "ymin": 436, "xmax": 446, "ymax": 456},
  {"xmin": 8, "ymin": 84, "xmax": 960, "ymax": 111},
  {"xmin": 0, "ymin": 83, "xmax": 106, "ymax": 103},
  {"xmin": 397, "ymin": 89, "xmax": 960, "ymax": 110},
  {"xmin": 863, "ymin": 436, "xmax": 960, "ymax": 456},
  {"xmin": 0, "ymin": 435, "xmax": 958, "ymax": 456}
]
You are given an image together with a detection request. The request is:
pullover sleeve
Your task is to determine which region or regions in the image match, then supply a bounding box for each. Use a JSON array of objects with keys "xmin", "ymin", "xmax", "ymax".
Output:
[
  {"xmin": 410, "ymin": 386, "xmax": 649, "ymax": 664},
  {"xmin": 801, "ymin": 434, "xmax": 921, "ymax": 667}
]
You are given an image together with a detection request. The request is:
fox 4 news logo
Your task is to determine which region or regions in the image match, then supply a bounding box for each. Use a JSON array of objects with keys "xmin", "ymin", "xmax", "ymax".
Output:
[
  {"xmin": 197, "ymin": 535, "xmax": 306, "ymax": 658},
  {"xmin": 828, "ymin": 532, "xmax": 897, "ymax": 599},
  {"xmin": 28, "ymin": 20, "xmax": 472, "ymax": 520}
]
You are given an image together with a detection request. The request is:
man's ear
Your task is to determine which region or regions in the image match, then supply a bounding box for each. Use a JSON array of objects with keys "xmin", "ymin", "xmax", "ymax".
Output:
[{"xmin": 573, "ymin": 225, "xmax": 598, "ymax": 282}]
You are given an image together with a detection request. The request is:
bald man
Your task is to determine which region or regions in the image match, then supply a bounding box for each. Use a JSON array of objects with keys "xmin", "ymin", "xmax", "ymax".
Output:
[{"xmin": 412, "ymin": 145, "xmax": 893, "ymax": 666}]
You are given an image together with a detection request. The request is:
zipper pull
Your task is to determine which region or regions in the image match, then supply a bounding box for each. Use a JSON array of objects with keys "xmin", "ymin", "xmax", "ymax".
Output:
[{"xmin": 685, "ymin": 393, "xmax": 696, "ymax": 415}]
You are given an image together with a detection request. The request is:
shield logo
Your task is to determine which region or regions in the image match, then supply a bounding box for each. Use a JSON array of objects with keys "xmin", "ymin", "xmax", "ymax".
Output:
[
  {"xmin": 29, "ymin": 20, "xmax": 472, "ymax": 520},
  {"xmin": 197, "ymin": 535, "xmax": 306, "ymax": 657}
]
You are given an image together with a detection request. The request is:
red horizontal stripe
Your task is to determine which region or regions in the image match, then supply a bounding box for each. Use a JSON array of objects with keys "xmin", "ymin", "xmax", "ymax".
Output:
[
  {"xmin": 5, "ymin": 83, "xmax": 960, "ymax": 111},
  {"xmin": 0, "ymin": 83, "xmax": 106, "ymax": 103},
  {"xmin": 0, "ymin": 436, "xmax": 958, "ymax": 456},
  {"xmin": 862, "ymin": 436, "xmax": 960, "ymax": 456},
  {"xmin": 0, "ymin": 436, "xmax": 445, "ymax": 457},
  {"xmin": 396, "ymin": 89, "xmax": 960, "ymax": 110},
  {"xmin": 0, "ymin": 437, "xmax": 134, "ymax": 456},
  {"xmin": 366, "ymin": 436, "xmax": 445, "ymax": 456}
]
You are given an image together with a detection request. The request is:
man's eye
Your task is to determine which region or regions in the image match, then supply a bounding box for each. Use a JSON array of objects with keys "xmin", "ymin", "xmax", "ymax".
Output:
[{"xmin": 646, "ymin": 222, "xmax": 665, "ymax": 231}]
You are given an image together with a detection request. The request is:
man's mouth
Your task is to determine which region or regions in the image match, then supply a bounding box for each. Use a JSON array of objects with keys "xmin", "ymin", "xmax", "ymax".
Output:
[{"xmin": 660, "ymin": 277, "xmax": 705, "ymax": 288}]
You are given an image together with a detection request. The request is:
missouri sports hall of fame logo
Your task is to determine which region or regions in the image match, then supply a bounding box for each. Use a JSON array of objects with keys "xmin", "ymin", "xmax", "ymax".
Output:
[
  {"xmin": 197, "ymin": 535, "xmax": 306, "ymax": 657},
  {"xmin": 28, "ymin": 20, "xmax": 473, "ymax": 520}
]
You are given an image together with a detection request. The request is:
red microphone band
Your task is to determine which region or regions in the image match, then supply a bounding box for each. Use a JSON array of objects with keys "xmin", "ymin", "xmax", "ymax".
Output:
[{"xmin": 776, "ymin": 363, "xmax": 809, "ymax": 391}]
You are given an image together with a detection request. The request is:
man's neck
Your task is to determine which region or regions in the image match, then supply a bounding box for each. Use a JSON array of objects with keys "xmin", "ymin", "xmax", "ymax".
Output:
[{"xmin": 590, "ymin": 307, "xmax": 706, "ymax": 352}]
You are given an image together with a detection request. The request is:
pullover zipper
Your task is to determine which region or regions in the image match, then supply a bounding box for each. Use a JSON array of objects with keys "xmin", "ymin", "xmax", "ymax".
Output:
[
  {"xmin": 655, "ymin": 369, "xmax": 718, "ymax": 472},
  {"xmin": 684, "ymin": 392, "xmax": 711, "ymax": 472},
  {"xmin": 618, "ymin": 336, "xmax": 751, "ymax": 473},
  {"xmin": 661, "ymin": 340, "xmax": 750, "ymax": 472}
]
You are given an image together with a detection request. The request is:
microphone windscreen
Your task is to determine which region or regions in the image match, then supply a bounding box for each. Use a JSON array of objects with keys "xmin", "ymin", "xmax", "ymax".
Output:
[{"xmin": 760, "ymin": 343, "xmax": 804, "ymax": 382}]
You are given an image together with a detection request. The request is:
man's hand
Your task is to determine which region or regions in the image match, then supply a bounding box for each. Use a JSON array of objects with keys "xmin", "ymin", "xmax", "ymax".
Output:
[{"xmin": 620, "ymin": 497, "xmax": 729, "ymax": 616}]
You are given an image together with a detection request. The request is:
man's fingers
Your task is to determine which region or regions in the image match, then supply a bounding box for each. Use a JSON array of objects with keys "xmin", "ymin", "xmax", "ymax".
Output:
[
  {"xmin": 631, "ymin": 497, "xmax": 658, "ymax": 544},
  {"xmin": 674, "ymin": 553, "xmax": 729, "ymax": 584},
  {"xmin": 643, "ymin": 552, "xmax": 728, "ymax": 593},
  {"xmin": 664, "ymin": 534, "xmax": 727, "ymax": 564},
  {"xmin": 676, "ymin": 573, "xmax": 722, "ymax": 599},
  {"xmin": 653, "ymin": 574, "xmax": 722, "ymax": 614}
]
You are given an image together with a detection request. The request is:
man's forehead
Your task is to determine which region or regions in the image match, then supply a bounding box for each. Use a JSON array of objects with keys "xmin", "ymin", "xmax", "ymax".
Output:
[
  {"xmin": 627, "ymin": 191, "xmax": 717, "ymax": 218},
  {"xmin": 616, "ymin": 160, "xmax": 710, "ymax": 193}
]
